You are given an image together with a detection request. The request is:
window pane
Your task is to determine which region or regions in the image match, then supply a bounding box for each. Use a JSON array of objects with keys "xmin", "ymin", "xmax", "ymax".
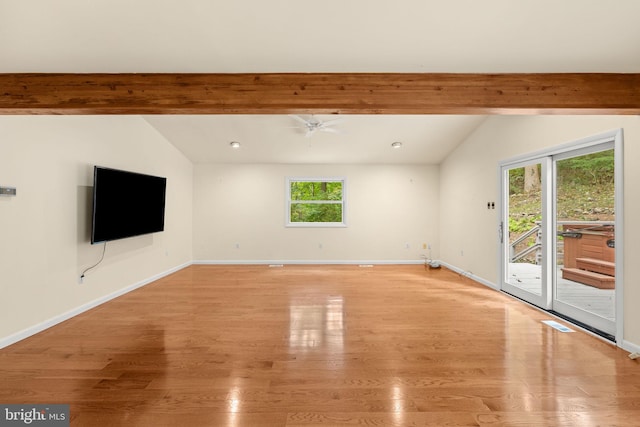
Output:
[
  {"xmin": 290, "ymin": 203, "xmax": 343, "ymax": 223},
  {"xmin": 291, "ymin": 181, "xmax": 343, "ymax": 201}
]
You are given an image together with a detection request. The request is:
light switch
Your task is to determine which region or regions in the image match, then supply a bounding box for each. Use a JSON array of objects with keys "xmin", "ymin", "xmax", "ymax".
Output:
[{"xmin": 0, "ymin": 187, "xmax": 16, "ymax": 196}]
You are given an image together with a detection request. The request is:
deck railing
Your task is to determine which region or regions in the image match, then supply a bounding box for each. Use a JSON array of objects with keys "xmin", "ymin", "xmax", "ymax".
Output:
[
  {"xmin": 509, "ymin": 223, "xmax": 541, "ymax": 263},
  {"xmin": 509, "ymin": 221, "xmax": 614, "ymax": 265}
]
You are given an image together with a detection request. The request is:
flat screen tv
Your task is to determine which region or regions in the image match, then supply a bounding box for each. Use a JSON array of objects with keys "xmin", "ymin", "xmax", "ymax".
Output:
[{"xmin": 91, "ymin": 166, "xmax": 167, "ymax": 244}]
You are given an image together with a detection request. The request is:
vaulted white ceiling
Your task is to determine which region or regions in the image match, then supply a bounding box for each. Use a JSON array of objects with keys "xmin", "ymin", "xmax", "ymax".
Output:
[
  {"xmin": 143, "ymin": 115, "xmax": 487, "ymax": 164},
  {"xmin": 2, "ymin": 0, "xmax": 639, "ymax": 163}
]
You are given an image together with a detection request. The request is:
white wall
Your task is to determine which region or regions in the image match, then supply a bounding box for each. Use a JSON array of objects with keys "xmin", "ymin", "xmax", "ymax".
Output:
[
  {"xmin": 0, "ymin": 116, "xmax": 193, "ymax": 343},
  {"xmin": 439, "ymin": 115, "xmax": 640, "ymax": 348},
  {"xmin": 194, "ymin": 163, "xmax": 439, "ymax": 263},
  {"xmin": 5, "ymin": 114, "xmax": 638, "ymax": 350}
]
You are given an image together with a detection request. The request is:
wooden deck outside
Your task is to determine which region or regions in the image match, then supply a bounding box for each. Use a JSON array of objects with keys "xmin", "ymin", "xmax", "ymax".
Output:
[
  {"xmin": 561, "ymin": 224, "xmax": 615, "ymax": 289},
  {"xmin": 0, "ymin": 264, "xmax": 637, "ymax": 426},
  {"xmin": 508, "ymin": 262, "xmax": 615, "ymax": 321}
]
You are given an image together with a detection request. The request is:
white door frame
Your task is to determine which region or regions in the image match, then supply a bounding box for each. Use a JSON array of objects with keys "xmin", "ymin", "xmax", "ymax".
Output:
[
  {"xmin": 499, "ymin": 157, "xmax": 552, "ymax": 310},
  {"xmin": 498, "ymin": 129, "xmax": 624, "ymax": 343}
]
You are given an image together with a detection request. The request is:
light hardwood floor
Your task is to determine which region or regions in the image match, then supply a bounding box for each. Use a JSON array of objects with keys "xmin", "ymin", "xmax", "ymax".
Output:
[{"xmin": 1, "ymin": 265, "xmax": 638, "ymax": 426}]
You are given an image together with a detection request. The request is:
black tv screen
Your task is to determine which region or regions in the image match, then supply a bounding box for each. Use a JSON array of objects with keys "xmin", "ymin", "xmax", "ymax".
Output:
[{"xmin": 91, "ymin": 166, "xmax": 167, "ymax": 244}]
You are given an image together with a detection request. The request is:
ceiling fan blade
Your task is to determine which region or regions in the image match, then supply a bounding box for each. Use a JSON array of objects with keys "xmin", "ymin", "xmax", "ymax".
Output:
[
  {"xmin": 319, "ymin": 127, "xmax": 341, "ymax": 134},
  {"xmin": 307, "ymin": 114, "xmax": 321, "ymax": 125},
  {"xmin": 288, "ymin": 114, "xmax": 344, "ymax": 137},
  {"xmin": 320, "ymin": 117, "xmax": 344, "ymax": 126},
  {"xmin": 288, "ymin": 114, "xmax": 310, "ymax": 125}
]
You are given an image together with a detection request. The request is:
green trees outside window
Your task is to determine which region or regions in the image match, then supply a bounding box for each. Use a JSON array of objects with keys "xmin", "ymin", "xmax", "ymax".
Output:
[
  {"xmin": 288, "ymin": 179, "xmax": 345, "ymax": 225},
  {"xmin": 508, "ymin": 149, "xmax": 614, "ymax": 234}
]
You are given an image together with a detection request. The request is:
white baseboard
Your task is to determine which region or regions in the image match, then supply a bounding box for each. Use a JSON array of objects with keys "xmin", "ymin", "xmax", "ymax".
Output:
[
  {"xmin": 438, "ymin": 261, "xmax": 500, "ymax": 290},
  {"xmin": 193, "ymin": 259, "xmax": 425, "ymax": 265},
  {"xmin": 0, "ymin": 261, "xmax": 191, "ymax": 350},
  {"xmin": 621, "ymin": 340, "xmax": 640, "ymax": 355},
  {"xmin": 437, "ymin": 262, "xmax": 640, "ymax": 354},
  {"xmin": 5, "ymin": 259, "xmax": 638, "ymax": 357}
]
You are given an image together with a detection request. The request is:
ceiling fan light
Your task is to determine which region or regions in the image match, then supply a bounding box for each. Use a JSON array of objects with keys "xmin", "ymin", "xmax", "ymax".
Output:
[
  {"xmin": 391, "ymin": 141, "xmax": 403, "ymax": 149},
  {"xmin": 229, "ymin": 141, "xmax": 241, "ymax": 149}
]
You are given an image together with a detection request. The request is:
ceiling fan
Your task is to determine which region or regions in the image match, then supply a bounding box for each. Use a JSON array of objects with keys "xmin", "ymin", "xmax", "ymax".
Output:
[{"xmin": 288, "ymin": 115, "xmax": 344, "ymax": 138}]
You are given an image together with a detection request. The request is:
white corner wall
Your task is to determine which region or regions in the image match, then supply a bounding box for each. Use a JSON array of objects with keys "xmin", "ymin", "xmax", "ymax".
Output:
[
  {"xmin": 194, "ymin": 163, "xmax": 439, "ymax": 263},
  {"xmin": 439, "ymin": 115, "xmax": 640, "ymax": 348},
  {"xmin": 0, "ymin": 116, "xmax": 193, "ymax": 344},
  {"xmin": 6, "ymin": 114, "xmax": 638, "ymax": 350}
]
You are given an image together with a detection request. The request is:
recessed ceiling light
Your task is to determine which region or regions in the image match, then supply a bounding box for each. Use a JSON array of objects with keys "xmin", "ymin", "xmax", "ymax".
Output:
[
  {"xmin": 229, "ymin": 141, "xmax": 241, "ymax": 149},
  {"xmin": 391, "ymin": 141, "xmax": 403, "ymax": 149}
]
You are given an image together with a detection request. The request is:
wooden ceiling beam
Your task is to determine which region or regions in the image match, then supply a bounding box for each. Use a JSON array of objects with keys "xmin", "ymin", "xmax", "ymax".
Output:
[{"xmin": 1, "ymin": 73, "xmax": 639, "ymax": 115}]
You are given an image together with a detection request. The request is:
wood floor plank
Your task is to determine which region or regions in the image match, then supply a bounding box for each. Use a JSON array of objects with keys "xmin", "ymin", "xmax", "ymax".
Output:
[
  {"xmin": 0, "ymin": 264, "xmax": 638, "ymax": 426},
  {"xmin": 286, "ymin": 411, "xmax": 480, "ymax": 426},
  {"xmin": 72, "ymin": 411, "xmax": 289, "ymax": 427}
]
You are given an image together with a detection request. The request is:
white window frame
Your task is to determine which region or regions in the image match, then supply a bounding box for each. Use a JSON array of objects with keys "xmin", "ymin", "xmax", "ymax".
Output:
[{"xmin": 286, "ymin": 177, "xmax": 347, "ymax": 227}]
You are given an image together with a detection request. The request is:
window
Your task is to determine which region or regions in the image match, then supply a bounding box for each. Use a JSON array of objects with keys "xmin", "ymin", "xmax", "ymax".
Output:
[{"xmin": 286, "ymin": 177, "xmax": 346, "ymax": 227}]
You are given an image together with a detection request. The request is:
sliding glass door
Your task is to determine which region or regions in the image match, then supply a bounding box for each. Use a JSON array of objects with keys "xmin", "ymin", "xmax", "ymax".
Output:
[
  {"xmin": 500, "ymin": 131, "xmax": 622, "ymax": 339},
  {"xmin": 552, "ymin": 145, "xmax": 616, "ymax": 336},
  {"xmin": 501, "ymin": 159, "xmax": 551, "ymax": 309}
]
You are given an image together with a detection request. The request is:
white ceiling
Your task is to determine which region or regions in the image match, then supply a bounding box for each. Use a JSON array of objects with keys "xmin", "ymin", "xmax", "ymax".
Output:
[
  {"xmin": 143, "ymin": 115, "xmax": 487, "ymax": 164},
  {"xmin": 2, "ymin": 0, "xmax": 639, "ymax": 164},
  {"xmin": 3, "ymin": 0, "xmax": 639, "ymax": 73}
]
